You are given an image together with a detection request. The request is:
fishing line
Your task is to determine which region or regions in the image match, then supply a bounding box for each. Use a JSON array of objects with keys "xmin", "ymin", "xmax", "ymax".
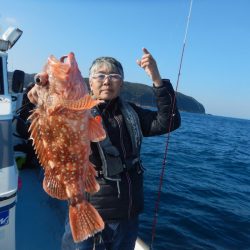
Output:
[{"xmin": 150, "ymin": 0, "xmax": 194, "ymax": 249}]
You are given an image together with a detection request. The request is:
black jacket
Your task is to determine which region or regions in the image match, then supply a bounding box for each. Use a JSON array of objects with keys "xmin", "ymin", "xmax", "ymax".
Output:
[{"xmin": 88, "ymin": 79, "xmax": 181, "ymax": 222}]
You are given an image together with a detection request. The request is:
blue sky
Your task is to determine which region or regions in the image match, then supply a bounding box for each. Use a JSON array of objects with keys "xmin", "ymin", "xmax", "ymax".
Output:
[{"xmin": 1, "ymin": 0, "xmax": 250, "ymax": 119}]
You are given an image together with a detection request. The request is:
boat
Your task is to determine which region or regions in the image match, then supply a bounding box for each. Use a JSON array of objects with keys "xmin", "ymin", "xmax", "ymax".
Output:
[
  {"xmin": 0, "ymin": 27, "xmax": 24, "ymax": 250},
  {"xmin": 16, "ymin": 168, "xmax": 149, "ymax": 250}
]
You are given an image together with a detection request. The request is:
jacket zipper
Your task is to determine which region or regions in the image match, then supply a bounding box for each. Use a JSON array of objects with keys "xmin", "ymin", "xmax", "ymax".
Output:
[
  {"xmin": 114, "ymin": 112, "xmax": 132, "ymax": 217},
  {"xmin": 125, "ymin": 172, "xmax": 132, "ymax": 218},
  {"xmin": 113, "ymin": 112, "xmax": 127, "ymax": 160}
]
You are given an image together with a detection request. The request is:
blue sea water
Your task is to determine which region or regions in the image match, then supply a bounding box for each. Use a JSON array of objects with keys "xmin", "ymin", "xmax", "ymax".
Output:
[
  {"xmin": 15, "ymin": 112, "xmax": 250, "ymax": 250},
  {"xmin": 139, "ymin": 112, "xmax": 250, "ymax": 250}
]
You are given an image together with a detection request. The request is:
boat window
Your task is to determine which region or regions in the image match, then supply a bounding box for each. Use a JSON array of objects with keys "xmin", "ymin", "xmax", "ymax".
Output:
[
  {"xmin": 0, "ymin": 57, "xmax": 4, "ymax": 94},
  {"xmin": 0, "ymin": 120, "xmax": 14, "ymax": 168}
]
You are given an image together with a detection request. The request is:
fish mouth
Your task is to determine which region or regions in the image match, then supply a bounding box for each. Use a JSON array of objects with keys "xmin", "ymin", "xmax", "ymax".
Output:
[
  {"xmin": 60, "ymin": 52, "xmax": 75, "ymax": 63},
  {"xmin": 60, "ymin": 55, "xmax": 68, "ymax": 63}
]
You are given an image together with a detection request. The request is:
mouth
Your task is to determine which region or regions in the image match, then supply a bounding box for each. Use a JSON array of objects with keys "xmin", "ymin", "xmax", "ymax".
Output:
[{"xmin": 100, "ymin": 88, "xmax": 113, "ymax": 93}]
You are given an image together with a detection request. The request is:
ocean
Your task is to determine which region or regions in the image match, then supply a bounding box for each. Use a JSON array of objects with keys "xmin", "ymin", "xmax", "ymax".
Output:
[{"xmin": 139, "ymin": 112, "xmax": 250, "ymax": 250}]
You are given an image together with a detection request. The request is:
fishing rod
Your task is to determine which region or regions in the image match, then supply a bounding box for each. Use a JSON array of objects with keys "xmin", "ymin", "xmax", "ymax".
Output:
[{"xmin": 150, "ymin": 0, "xmax": 194, "ymax": 249}]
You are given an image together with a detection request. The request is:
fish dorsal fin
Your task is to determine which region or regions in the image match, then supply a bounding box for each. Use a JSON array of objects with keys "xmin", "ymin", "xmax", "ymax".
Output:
[
  {"xmin": 89, "ymin": 115, "xmax": 106, "ymax": 142},
  {"xmin": 28, "ymin": 111, "xmax": 50, "ymax": 169},
  {"xmin": 61, "ymin": 95, "xmax": 102, "ymax": 110}
]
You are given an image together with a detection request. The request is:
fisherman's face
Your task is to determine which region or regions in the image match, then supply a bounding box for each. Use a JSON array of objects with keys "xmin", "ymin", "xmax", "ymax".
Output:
[{"xmin": 89, "ymin": 65, "xmax": 123, "ymax": 101}]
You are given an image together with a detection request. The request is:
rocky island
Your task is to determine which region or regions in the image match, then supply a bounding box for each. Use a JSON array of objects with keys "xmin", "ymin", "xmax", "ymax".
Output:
[{"xmin": 9, "ymin": 72, "xmax": 205, "ymax": 114}]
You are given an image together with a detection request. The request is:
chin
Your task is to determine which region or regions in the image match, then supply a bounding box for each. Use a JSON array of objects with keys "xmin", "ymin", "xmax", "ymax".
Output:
[
  {"xmin": 100, "ymin": 94, "xmax": 115, "ymax": 100},
  {"xmin": 99, "ymin": 96, "xmax": 112, "ymax": 101}
]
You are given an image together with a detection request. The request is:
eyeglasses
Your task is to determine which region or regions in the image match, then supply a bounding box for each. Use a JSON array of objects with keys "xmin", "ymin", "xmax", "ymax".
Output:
[{"xmin": 91, "ymin": 73, "xmax": 122, "ymax": 82}]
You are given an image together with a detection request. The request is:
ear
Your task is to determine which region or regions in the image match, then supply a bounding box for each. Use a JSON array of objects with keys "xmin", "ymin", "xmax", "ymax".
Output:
[
  {"xmin": 89, "ymin": 80, "xmax": 93, "ymax": 95},
  {"xmin": 89, "ymin": 79, "xmax": 93, "ymax": 90}
]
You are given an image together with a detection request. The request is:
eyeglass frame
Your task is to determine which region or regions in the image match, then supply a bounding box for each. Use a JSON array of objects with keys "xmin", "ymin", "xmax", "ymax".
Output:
[{"xmin": 90, "ymin": 73, "xmax": 123, "ymax": 82}]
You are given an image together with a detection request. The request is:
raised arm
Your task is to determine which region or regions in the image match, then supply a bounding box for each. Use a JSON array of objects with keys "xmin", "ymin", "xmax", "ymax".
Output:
[{"xmin": 133, "ymin": 48, "xmax": 181, "ymax": 136}]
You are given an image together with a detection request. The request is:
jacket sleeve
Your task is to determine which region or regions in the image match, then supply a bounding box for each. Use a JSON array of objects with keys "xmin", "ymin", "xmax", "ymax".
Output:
[{"xmin": 130, "ymin": 79, "xmax": 181, "ymax": 137}]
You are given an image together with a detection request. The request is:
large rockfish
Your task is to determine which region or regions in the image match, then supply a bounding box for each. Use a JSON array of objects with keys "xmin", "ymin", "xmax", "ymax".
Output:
[{"xmin": 27, "ymin": 52, "xmax": 105, "ymax": 242}]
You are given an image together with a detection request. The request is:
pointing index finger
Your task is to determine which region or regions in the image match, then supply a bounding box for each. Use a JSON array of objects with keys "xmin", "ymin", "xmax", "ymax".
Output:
[{"xmin": 142, "ymin": 47, "xmax": 150, "ymax": 54}]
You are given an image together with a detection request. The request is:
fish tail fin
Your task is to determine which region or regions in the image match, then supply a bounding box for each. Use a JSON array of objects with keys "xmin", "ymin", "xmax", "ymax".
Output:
[
  {"xmin": 84, "ymin": 162, "xmax": 100, "ymax": 194},
  {"xmin": 69, "ymin": 200, "xmax": 104, "ymax": 242},
  {"xmin": 89, "ymin": 115, "xmax": 106, "ymax": 142},
  {"xmin": 43, "ymin": 172, "xmax": 67, "ymax": 200}
]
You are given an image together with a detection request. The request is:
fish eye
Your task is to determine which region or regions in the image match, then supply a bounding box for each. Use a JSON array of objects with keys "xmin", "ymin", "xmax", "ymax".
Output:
[
  {"xmin": 35, "ymin": 77, "xmax": 40, "ymax": 83},
  {"xmin": 35, "ymin": 76, "xmax": 42, "ymax": 85},
  {"xmin": 34, "ymin": 73, "xmax": 48, "ymax": 86}
]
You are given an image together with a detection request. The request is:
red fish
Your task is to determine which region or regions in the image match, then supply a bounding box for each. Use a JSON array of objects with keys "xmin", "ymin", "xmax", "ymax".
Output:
[{"xmin": 28, "ymin": 52, "xmax": 105, "ymax": 242}]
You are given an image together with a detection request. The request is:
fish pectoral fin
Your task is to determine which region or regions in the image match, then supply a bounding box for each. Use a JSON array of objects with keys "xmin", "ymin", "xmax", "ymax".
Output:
[
  {"xmin": 88, "ymin": 116, "xmax": 106, "ymax": 142},
  {"xmin": 62, "ymin": 95, "xmax": 102, "ymax": 110},
  {"xmin": 43, "ymin": 172, "xmax": 67, "ymax": 200},
  {"xmin": 84, "ymin": 162, "xmax": 100, "ymax": 194},
  {"xmin": 47, "ymin": 104, "xmax": 64, "ymax": 115},
  {"xmin": 69, "ymin": 200, "xmax": 104, "ymax": 242}
]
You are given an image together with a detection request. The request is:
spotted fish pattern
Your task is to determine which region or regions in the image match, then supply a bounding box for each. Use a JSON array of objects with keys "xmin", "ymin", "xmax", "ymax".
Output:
[{"xmin": 28, "ymin": 52, "xmax": 105, "ymax": 242}]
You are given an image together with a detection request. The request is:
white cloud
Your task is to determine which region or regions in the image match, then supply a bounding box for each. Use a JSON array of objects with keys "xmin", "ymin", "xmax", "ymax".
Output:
[
  {"xmin": 5, "ymin": 17, "xmax": 18, "ymax": 26},
  {"xmin": 0, "ymin": 16, "xmax": 18, "ymax": 34}
]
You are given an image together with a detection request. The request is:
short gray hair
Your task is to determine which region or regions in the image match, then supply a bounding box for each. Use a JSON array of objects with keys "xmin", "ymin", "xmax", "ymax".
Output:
[{"xmin": 89, "ymin": 57, "xmax": 124, "ymax": 79}]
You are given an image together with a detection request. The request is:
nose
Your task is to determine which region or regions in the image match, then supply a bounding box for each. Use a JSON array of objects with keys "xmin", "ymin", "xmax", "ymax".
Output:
[{"xmin": 103, "ymin": 75, "xmax": 111, "ymax": 84}]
